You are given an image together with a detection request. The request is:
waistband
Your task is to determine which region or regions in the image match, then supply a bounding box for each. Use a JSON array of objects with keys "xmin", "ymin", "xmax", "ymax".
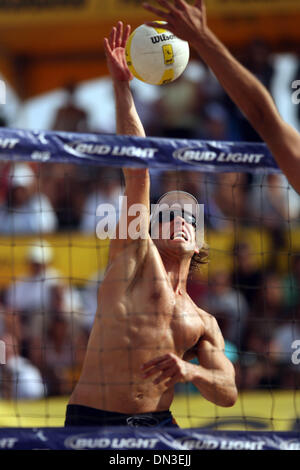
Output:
[{"xmin": 65, "ymin": 404, "xmax": 176, "ymax": 427}]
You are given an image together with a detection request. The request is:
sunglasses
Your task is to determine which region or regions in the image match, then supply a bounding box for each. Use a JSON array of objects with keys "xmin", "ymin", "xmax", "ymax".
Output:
[{"xmin": 157, "ymin": 210, "xmax": 197, "ymax": 229}]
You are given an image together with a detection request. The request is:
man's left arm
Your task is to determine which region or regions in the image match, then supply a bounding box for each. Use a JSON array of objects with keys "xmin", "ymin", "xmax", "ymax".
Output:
[
  {"xmin": 190, "ymin": 315, "xmax": 238, "ymax": 407},
  {"xmin": 141, "ymin": 315, "xmax": 237, "ymax": 407}
]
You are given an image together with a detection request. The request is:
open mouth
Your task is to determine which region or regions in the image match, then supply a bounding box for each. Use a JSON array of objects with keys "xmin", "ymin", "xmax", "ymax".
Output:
[{"xmin": 170, "ymin": 231, "xmax": 188, "ymax": 241}]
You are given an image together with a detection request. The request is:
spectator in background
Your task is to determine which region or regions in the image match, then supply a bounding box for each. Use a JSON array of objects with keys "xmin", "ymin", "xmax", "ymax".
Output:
[
  {"xmin": 204, "ymin": 172, "xmax": 249, "ymax": 230},
  {"xmin": 5, "ymin": 242, "xmax": 58, "ymax": 355},
  {"xmin": 249, "ymin": 173, "xmax": 300, "ymax": 271},
  {"xmin": 39, "ymin": 163, "xmax": 88, "ymax": 230},
  {"xmin": 51, "ymin": 82, "xmax": 89, "ymax": 133},
  {"xmin": 6, "ymin": 242, "xmax": 58, "ymax": 316},
  {"xmin": 200, "ymin": 101, "xmax": 231, "ymax": 141},
  {"xmin": 239, "ymin": 324, "xmax": 280, "ymax": 390},
  {"xmin": 231, "ymin": 242, "xmax": 263, "ymax": 310},
  {"xmin": 249, "ymin": 174, "xmax": 300, "ymax": 232},
  {"xmin": 244, "ymin": 39, "xmax": 274, "ymax": 89},
  {"xmin": 237, "ymin": 39, "xmax": 275, "ymax": 143},
  {"xmin": 81, "ymin": 269, "xmax": 105, "ymax": 332},
  {"xmin": 0, "ymin": 332, "xmax": 45, "ymax": 399},
  {"xmin": 0, "ymin": 162, "xmax": 11, "ymax": 205},
  {"xmin": 202, "ymin": 270, "xmax": 249, "ymax": 348},
  {"xmin": 272, "ymin": 302, "xmax": 300, "ymax": 387},
  {"xmin": 5, "ymin": 242, "xmax": 83, "ymax": 356},
  {"xmin": 80, "ymin": 167, "xmax": 123, "ymax": 235},
  {"xmin": 151, "ymin": 64, "xmax": 203, "ymax": 139},
  {"xmin": 29, "ymin": 313, "xmax": 88, "ymax": 396},
  {"xmin": 250, "ymin": 272, "xmax": 285, "ymax": 340},
  {"xmin": 283, "ymin": 254, "xmax": 300, "ymax": 311},
  {"xmin": 0, "ymin": 163, "xmax": 57, "ymax": 235},
  {"xmin": 157, "ymin": 170, "xmax": 203, "ymax": 203}
]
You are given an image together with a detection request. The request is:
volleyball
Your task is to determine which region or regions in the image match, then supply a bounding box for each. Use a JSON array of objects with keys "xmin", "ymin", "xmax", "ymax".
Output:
[{"xmin": 125, "ymin": 22, "xmax": 190, "ymax": 86}]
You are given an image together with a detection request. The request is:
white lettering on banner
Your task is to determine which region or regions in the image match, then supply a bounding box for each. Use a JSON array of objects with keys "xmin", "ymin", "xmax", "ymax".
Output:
[
  {"xmin": 31, "ymin": 151, "xmax": 51, "ymax": 162},
  {"xmin": 64, "ymin": 141, "xmax": 158, "ymax": 159},
  {"xmin": 36, "ymin": 132, "xmax": 48, "ymax": 145},
  {"xmin": 175, "ymin": 438, "xmax": 219, "ymax": 450},
  {"xmin": 173, "ymin": 147, "xmax": 265, "ymax": 165},
  {"xmin": 220, "ymin": 440, "xmax": 264, "ymax": 450},
  {"xmin": 0, "ymin": 438, "xmax": 18, "ymax": 449},
  {"xmin": 33, "ymin": 429, "xmax": 48, "ymax": 442},
  {"xmin": 173, "ymin": 148, "xmax": 217, "ymax": 162},
  {"xmin": 217, "ymin": 153, "xmax": 264, "ymax": 164},
  {"xmin": 65, "ymin": 435, "xmax": 159, "ymax": 450},
  {"xmin": 280, "ymin": 440, "xmax": 300, "ymax": 450},
  {"xmin": 0, "ymin": 138, "xmax": 19, "ymax": 149}
]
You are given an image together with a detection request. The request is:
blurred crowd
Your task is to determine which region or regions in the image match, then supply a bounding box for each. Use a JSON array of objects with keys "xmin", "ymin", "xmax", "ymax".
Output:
[{"xmin": 0, "ymin": 41, "xmax": 299, "ymax": 400}]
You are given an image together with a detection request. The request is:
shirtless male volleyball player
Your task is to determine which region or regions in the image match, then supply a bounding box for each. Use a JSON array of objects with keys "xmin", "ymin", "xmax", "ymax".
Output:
[
  {"xmin": 143, "ymin": 0, "xmax": 300, "ymax": 195},
  {"xmin": 65, "ymin": 21, "xmax": 237, "ymax": 427}
]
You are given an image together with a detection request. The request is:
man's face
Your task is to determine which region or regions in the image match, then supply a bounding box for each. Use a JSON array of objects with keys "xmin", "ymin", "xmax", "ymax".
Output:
[{"xmin": 151, "ymin": 209, "xmax": 199, "ymax": 256}]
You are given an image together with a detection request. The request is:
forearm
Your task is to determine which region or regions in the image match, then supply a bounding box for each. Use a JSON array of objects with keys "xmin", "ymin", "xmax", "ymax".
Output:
[
  {"xmin": 113, "ymin": 80, "xmax": 148, "ymax": 184},
  {"xmin": 113, "ymin": 80, "xmax": 146, "ymax": 138},
  {"xmin": 188, "ymin": 362, "xmax": 237, "ymax": 407}
]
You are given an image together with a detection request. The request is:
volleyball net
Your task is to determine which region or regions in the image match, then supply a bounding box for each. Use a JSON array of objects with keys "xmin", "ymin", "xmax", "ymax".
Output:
[{"xmin": 0, "ymin": 128, "xmax": 299, "ymax": 450}]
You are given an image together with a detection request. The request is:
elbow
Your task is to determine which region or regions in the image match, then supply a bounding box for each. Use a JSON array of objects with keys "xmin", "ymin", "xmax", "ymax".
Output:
[
  {"xmin": 222, "ymin": 393, "xmax": 238, "ymax": 408},
  {"xmin": 221, "ymin": 385, "xmax": 238, "ymax": 408}
]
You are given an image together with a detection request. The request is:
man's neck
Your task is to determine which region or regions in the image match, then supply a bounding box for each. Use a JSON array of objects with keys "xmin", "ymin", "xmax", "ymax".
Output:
[{"xmin": 160, "ymin": 252, "xmax": 190, "ymax": 294}]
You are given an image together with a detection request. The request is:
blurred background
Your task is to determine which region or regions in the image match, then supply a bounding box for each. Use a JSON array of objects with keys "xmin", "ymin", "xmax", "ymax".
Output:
[{"xmin": 0, "ymin": 0, "xmax": 299, "ymax": 430}]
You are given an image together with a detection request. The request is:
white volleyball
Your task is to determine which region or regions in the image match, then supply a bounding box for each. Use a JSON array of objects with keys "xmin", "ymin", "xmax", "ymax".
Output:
[{"xmin": 125, "ymin": 22, "xmax": 190, "ymax": 86}]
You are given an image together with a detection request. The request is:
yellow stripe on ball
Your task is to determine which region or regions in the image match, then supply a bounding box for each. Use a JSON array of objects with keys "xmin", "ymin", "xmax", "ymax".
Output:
[
  {"xmin": 153, "ymin": 21, "xmax": 168, "ymax": 35},
  {"xmin": 157, "ymin": 69, "xmax": 175, "ymax": 85},
  {"xmin": 125, "ymin": 32, "xmax": 147, "ymax": 84}
]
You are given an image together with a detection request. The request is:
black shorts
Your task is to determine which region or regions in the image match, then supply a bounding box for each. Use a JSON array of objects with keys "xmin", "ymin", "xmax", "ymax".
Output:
[{"xmin": 65, "ymin": 404, "xmax": 179, "ymax": 428}]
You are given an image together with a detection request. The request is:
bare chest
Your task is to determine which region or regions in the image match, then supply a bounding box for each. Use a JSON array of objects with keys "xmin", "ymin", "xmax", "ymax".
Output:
[
  {"xmin": 126, "ymin": 272, "xmax": 203, "ymax": 354},
  {"xmin": 98, "ymin": 244, "xmax": 204, "ymax": 355}
]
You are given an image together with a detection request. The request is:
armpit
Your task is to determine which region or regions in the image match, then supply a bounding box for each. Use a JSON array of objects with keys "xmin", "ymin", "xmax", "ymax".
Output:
[{"xmin": 183, "ymin": 342, "xmax": 200, "ymax": 361}]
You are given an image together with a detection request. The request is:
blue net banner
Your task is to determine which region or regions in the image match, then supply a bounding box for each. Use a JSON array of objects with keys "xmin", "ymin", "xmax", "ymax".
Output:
[
  {"xmin": 0, "ymin": 427, "xmax": 298, "ymax": 450},
  {"xmin": 0, "ymin": 128, "xmax": 280, "ymax": 173}
]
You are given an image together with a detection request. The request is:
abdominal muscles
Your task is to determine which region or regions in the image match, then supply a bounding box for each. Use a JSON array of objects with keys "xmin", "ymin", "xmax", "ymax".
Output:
[{"xmin": 70, "ymin": 304, "xmax": 177, "ymax": 413}]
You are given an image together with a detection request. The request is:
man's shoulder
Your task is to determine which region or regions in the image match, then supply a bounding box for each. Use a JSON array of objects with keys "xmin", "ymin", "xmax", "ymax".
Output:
[
  {"xmin": 189, "ymin": 299, "xmax": 214, "ymax": 323},
  {"xmin": 192, "ymin": 304, "xmax": 222, "ymax": 341}
]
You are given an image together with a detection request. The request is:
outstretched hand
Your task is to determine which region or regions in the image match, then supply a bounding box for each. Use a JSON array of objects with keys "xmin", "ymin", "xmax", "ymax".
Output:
[
  {"xmin": 104, "ymin": 21, "xmax": 133, "ymax": 82},
  {"xmin": 143, "ymin": 0, "xmax": 208, "ymax": 47}
]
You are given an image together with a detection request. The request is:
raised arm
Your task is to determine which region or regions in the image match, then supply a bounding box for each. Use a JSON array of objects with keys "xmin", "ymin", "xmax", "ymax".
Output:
[
  {"xmin": 104, "ymin": 22, "xmax": 150, "ymax": 263},
  {"xmin": 143, "ymin": 0, "xmax": 300, "ymax": 194}
]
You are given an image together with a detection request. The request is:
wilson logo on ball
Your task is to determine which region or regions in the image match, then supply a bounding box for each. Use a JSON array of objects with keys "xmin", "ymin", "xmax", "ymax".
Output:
[{"xmin": 150, "ymin": 33, "xmax": 175, "ymax": 44}]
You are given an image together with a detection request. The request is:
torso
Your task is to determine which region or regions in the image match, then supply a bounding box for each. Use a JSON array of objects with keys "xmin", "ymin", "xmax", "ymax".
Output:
[{"xmin": 69, "ymin": 239, "xmax": 205, "ymax": 413}]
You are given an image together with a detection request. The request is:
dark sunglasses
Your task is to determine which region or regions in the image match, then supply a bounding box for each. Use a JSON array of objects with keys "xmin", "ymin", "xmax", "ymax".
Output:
[{"xmin": 157, "ymin": 210, "xmax": 197, "ymax": 229}]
